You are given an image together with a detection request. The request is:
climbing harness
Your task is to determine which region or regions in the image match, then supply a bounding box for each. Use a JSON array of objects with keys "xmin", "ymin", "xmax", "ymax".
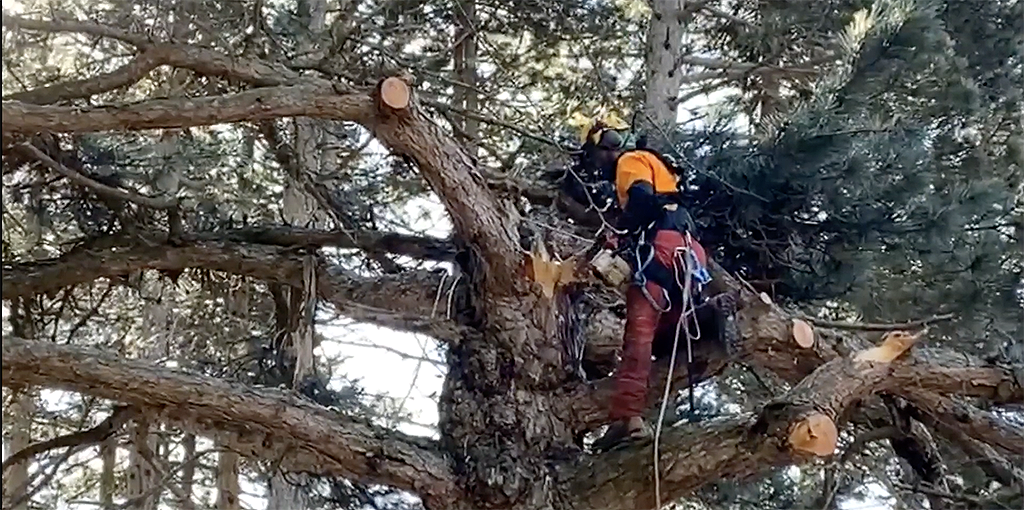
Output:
[
  {"xmin": 630, "ymin": 225, "xmax": 710, "ymax": 314},
  {"xmin": 632, "ymin": 229, "xmax": 672, "ymax": 313}
]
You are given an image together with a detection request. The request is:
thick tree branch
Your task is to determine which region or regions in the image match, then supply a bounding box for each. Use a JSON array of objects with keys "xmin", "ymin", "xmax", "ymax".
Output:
[
  {"xmin": 368, "ymin": 77, "xmax": 521, "ymax": 291},
  {"xmin": 896, "ymin": 391, "xmax": 1024, "ymax": 457},
  {"xmin": 0, "ymin": 337, "xmax": 460, "ymax": 509},
  {"xmin": 2, "ymin": 84, "xmax": 370, "ymax": 134},
  {"xmin": 701, "ymin": 262, "xmax": 1023, "ymax": 405},
  {"xmin": 1, "ymin": 239, "xmax": 464, "ymax": 339},
  {"xmin": 211, "ymin": 226, "xmax": 456, "ymax": 262},
  {"xmin": 2, "ymin": 67, "xmax": 520, "ymax": 292},
  {"xmin": 3, "ymin": 51, "xmax": 164, "ymax": 105},
  {"xmin": 570, "ymin": 262, "xmax": 1021, "ymax": 430},
  {"xmin": 567, "ymin": 330, "xmax": 927, "ymax": 510}
]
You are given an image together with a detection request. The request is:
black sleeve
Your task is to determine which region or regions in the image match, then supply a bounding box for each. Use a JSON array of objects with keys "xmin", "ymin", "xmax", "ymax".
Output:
[{"xmin": 617, "ymin": 181, "xmax": 666, "ymax": 233}]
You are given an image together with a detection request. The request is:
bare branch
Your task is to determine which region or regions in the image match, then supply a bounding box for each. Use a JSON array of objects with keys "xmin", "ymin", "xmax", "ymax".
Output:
[
  {"xmin": 2, "ymin": 13, "xmax": 149, "ymax": 47},
  {"xmin": 3, "ymin": 51, "xmax": 164, "ymax": 105},
  {"xmin": 1, "ymin": 406, "xmax": 136, "ymax": 473},
  {"xmin": 0, "ymin": 337, "xmax": 461, "ymax": 508},
  {"xmin": 18, "ymin": 143, "xmax": 176, "ymax": 209}
]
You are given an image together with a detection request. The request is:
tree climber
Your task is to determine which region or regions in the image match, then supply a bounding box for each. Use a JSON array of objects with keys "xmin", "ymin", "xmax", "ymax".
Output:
[{"xmin": 574, "ymin": 114, "xmax": 740, "ymax": 452}]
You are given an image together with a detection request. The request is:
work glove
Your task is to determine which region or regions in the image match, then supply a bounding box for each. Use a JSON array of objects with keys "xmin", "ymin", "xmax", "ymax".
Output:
[{"xmin": 602, "ymin": 231, "xmax": 619, "ymax": 250}]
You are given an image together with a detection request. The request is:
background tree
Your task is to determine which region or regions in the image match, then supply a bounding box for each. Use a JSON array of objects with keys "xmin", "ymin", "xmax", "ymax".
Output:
[{"xmin": 2, "ymin": 0, "xmax": 1021, "ymax": 509}]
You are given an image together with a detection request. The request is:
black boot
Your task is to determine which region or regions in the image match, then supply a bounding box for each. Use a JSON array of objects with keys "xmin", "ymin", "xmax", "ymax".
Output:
[{"xmin": 592, "ymin": 417, "xmax": 652, "ymax": 453}]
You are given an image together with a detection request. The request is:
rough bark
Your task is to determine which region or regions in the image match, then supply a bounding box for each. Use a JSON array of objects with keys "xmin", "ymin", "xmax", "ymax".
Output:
[
  {"xmin": 0, "ymin": 336, "xmax": 461, "ymax": 509},
  {"xmin": 640, "ymin": 0, "xmax": 688, "ymax": 147},
  {"xmin": 128, "ymin": 418, "xmax": 159, "ymax": 510},
  {"xmin": 100, "ymin": 434, "xmax": 116, "ymax": 510},
  {"xmin": 216, "ymin": 450, "xmax": 241, "ymax": 510},
  {"xmin": 2, "ymin": 84, "xmax": 369, "ymax": 134},
  {"xmin": 1, "ymin": 238, "xmax": 465, "ymax": 339},
  {"xmin": 2, "ymin": 392, "xmax": 35, "ymax": 510}
]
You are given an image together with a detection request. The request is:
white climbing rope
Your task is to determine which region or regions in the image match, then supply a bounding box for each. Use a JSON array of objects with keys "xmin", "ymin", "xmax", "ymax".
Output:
[{"xmin": 653, "ymin": 240, "xmax": 703, "ymax": 509}]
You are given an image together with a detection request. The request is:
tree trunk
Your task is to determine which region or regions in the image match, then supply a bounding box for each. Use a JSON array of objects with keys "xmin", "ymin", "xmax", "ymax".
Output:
[
  {"xmin": 179, "ymin": 434, "xmax": 196, "ymax": 510},
  {"xmin": 271, "ymin": 2, "xmax": 325, "ymax": 495},
  {"xmin": 100, "ymin": 433, "xmax": 116, "ymax": 510},
  {"xmin": 267, "ymin": 266, "xmax": 316, "ymax": 508},
  {"xmin": 641, "ymin": 0, "xmax": 686, "ymax": 148},
  {"xmin": 453, "ymin": 0, "xmax": 479, "ymax": 153},
  {"xmin": 128, "ymin": 418, "xmax": 158, "ymax": 510},
  {"xmin": 216, "ymin": 450, "xmax": 241, "ymax": 510},
  {"xmin": 2, "ymin": 391, "xmax": 35, "ymax": 510},
  {"xmin": 438, "ymin": 283, "xmax": 579, "ymax": 509}
]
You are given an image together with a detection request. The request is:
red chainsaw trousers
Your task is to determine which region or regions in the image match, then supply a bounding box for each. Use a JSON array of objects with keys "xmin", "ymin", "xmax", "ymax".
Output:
[{"xmin": 609, "ymin": 229, "xmax": 700, "ymax": 421}]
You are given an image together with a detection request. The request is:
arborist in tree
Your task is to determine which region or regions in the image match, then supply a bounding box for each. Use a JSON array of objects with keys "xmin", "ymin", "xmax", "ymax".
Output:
[{"xmin": 575, "ymin": 113, "xmax": 740, "ymax": 452}]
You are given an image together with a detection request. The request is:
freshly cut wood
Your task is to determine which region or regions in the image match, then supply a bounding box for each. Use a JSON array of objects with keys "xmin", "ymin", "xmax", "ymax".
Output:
[
  {"xmin": 791, "ymin": 318, "xmax": 815, "ymax": 348},
  {"xmin": 854, "ymin": 330, "xmax": 923, "ymax": 364},
  {"xmin": 379, "ymin": 77, "xmax": 410, "ymax": 110},
  {"xmin": 788, "ymin": 412, "xmax": 838, "ymax": 456},
  {"xmin": 525, "ymin": 241, "xmax": 576, "ymax": 299},
  {"xmin": 759, "ymin": 292, "xmax": 773, "ymax": 305}
]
